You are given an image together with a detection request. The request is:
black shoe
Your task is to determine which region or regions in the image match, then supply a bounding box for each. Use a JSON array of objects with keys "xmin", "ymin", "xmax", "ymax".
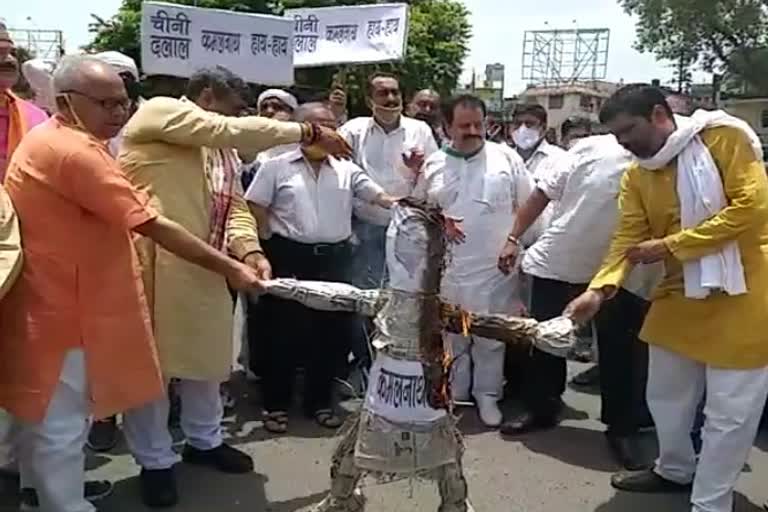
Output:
[
  {"xmin": 87, "ymin": 416, "xmax": 120, "ymax": 452},
  {"xmin": 20, "ymin": 480, "xmax": 114, "ymax": 507},
  {"xmin": 605, "ymin": 433, "xmax": 651, "ymax": 471},
  {"xmin": 182, "ymin": 444, "xmax": 254, "ymax": 474},
  {"xmin": 571, "ymin": 365, "xmax": 600, "ymax": 387},
  {"xmin": 500, "ymin": 411, "xmax": 558, "ymax": 436},
  {"xmin": 140, "ymin": 468, "xmax": 178, "ymax": 508},
  {"xmin": 611, "ymin": 469, "xmax": 692, "ymax": 493}
]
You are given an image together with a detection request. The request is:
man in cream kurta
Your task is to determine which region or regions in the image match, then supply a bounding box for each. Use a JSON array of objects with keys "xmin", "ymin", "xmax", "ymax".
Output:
[
  {"xmin": 566, "ymin": 85, "xmax": 768, "ymax": 512},
  {"xmin": 118, "ymin": 66, "xmax": 351, "ymax": 508},
  {"xmin": 414, "ymin": 94, "xmax": 534, "ymax": 428}
]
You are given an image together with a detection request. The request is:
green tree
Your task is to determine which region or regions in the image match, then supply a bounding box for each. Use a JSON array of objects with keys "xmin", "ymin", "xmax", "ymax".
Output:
[
  {"xmin": 620, "ymin": 0, "xmax": 768, "ymax": 94},
  {"xmin": 86, "ymin": 0, "xmax": 471, "ymax": 110}
]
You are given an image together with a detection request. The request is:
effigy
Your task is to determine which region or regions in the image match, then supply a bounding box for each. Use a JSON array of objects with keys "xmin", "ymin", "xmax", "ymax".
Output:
[{"xmin": 260, "ymin": 200, "xmax": 577, "ymax": 512}]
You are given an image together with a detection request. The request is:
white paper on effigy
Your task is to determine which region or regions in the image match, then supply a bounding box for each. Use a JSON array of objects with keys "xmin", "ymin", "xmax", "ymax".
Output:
[
  {"xmin": 533, "ymin": 316, "xmax": 578, "ymax": 358},
  {"xmin": 258, "ymin": 279, "xmax": 381, "ymax": 316},
  {"xmin": 364, "ymin": 354, "xmax": 446, "ymax": 424}
]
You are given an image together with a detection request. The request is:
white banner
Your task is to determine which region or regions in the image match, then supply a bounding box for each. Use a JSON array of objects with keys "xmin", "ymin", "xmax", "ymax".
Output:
[
  {"xmin": 285, "ymin": 3, "xmax": 409, "ymax": 68},
  {"xmin": 141, "ymin": 1, "xmax": 294, "ymax": 85}
]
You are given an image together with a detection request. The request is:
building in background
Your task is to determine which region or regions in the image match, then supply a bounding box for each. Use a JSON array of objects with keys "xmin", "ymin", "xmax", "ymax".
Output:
[
  {"xmin": 722, "ymin": 96, "xmax": 768, "ymax": 160},
  {"xmin": 516, "ymin": 80, "xmax": 619, "ymax": 139}
]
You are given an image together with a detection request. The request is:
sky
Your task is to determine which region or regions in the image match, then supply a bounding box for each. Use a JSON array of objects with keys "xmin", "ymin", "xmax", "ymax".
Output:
[{"xmin": 2, "ymin": 0, "xmax": 711, "ymax": 95}]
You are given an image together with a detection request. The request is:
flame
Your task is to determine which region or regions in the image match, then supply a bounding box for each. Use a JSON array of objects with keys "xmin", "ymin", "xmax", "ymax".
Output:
[{"xmin": 460, "ymin": 309, "xmax": 472, "ymax": 337}]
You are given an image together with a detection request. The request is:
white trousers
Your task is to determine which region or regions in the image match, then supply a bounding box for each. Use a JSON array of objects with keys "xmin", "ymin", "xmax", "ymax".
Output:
[
  {"xmin": 448, "ymin": 334, "xmax": 505, "ymax": 401},
  {"xmin": 123, "ymin": 379, "xmax": 223, "ymax": 470},
  {"xmin": 16, "ymin": 349, "xmax": 94, "ymax": 512},
  {"xmin": 648, "ymin": 345, "xmax": 768, "ymax": 512}
]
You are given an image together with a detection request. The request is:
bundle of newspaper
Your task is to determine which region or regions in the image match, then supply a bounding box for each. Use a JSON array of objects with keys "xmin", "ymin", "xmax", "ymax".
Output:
[
  {"xmin": 258, "ymin": 279, "xmax": 382, "ymax": 317},
  {"xmin": 259, "ymin": 279, "xmax": 578, "ymax": 358}
]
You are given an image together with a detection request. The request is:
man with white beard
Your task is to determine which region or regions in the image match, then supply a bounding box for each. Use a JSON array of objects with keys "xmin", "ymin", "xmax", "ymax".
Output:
[{"xmin": 415, "ymin": 94, "xmax": 535, "ymax": 427}]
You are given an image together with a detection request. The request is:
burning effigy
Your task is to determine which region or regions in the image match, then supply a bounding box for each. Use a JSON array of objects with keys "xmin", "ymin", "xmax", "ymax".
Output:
[{"xmin": 260, "ymin": 200, "xmax": 576, "ymax": 512}]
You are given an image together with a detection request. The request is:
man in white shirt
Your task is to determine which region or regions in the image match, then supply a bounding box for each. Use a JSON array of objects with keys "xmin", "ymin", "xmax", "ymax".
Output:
[
  {"xmin": 415, "ymin": 94, "xmax": 534, "ymax": 427},
  {"xmin": 408, "ymin": 88, "xmax": 444, "ymax": 147},
  {"xmin": 339, "ymin": 73, "xmax": 439, "ymax": 287},
  {"xmin": 507, "ymin": 104, "xmax": 568, "ymax": 232},
  {"xmin": 497, "ymin": 134, "xmax": 659, "ymax": 470},
  {"xmin": 246, "ymin": 102, "xmax": 395, "ymax": 433}
]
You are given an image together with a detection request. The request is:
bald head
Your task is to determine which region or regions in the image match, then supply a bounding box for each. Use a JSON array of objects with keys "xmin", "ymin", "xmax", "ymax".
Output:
[
  {"xmin": 296, "ymin": 102, "xmax": 336, "ymax": 128},
  {"xmin": 53, "ymin": 55, "xmax": 131, "ymax": 140},
  {"xmin": 53, "ymin": 56, "xmax": 124, "ymax": 96}
]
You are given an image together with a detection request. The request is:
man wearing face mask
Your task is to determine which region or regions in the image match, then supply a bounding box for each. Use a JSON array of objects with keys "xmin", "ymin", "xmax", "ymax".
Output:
[
  {"xmin": 414, "ymin": 95, "xmax": 536, "ymax": 428},
  {"xmin": 408, "ymin": 88, "xmax": 444, "ymax": 147},
  {"xmin": 497, "ymin": 133, "xmax": 659, "ymax": 470},
  {"xmin": 508, "ymin": 104, "xmax": 567, "ymax": 230},
  {"xmin": 339, "ymin": 72, "xmax": 439, "ymax": 288},
  {"xmin": 0, "ymin": 55, "xmax": 268, "ymax": 512},
  {"xmin": 246, "ymin": 102, "xmax": 396, "ymax": 433},
  {"xmin": 0, "ymin": 23, "xmax": 48, "ymax": 182},
  {"xmin": 117, "ymin": 66, "xmax": 352, "ymax": 508}
]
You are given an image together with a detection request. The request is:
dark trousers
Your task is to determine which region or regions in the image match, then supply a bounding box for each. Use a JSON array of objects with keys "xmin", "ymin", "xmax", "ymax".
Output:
[
  {"xmin": 251, "ymin": 235, "xmax": 354, "ymax": 414},
  {"xmin": 520, "ymin": 277, "xmax": 584, "ymax": 418},
  {"xmin": 520, "ymin": 276, "xmax": 651, "ymax": 434},
  {"xmin": 596, "ymin": 287, "xmax": 652, "ymax": 435},
  {"xmin": 350, "ymin": 219, "xmax": 388, "ymax": 289}
]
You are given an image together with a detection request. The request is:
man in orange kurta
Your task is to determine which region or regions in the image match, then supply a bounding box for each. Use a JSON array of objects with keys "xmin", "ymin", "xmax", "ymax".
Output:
[{"xmin": 0, "ymin": 56, "xmax": 266, "ymax": 512}]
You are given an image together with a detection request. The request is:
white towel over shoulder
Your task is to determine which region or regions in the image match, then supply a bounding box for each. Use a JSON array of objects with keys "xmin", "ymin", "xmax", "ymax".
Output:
[{"xmin": 638, "ymin": 110, "xmax": 763, "ymax": 299}]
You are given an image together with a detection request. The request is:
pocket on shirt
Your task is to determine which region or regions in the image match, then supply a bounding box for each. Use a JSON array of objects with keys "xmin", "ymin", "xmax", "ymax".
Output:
[{"xmin": 475, "ymin": 172, "xmax": 513, "ymax": 214}]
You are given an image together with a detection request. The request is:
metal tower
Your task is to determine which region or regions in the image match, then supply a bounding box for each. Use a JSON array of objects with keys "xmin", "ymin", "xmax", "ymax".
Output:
[
  {"xmin": 521, "ymin": 28, "xmax": 609, "ymax": 85},
  {"xmin": 8, "ymin": 27, "xmax": 64, "ymax": 59}
]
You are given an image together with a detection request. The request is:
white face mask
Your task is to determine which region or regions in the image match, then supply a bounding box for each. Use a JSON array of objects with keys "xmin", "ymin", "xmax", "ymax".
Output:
[{"xmin": 512, "ymin": 125, "xmax": 542, "ymax": 150}]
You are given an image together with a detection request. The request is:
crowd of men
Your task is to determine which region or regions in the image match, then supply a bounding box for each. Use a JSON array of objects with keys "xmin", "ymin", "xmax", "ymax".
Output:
[{"xmin": 0, "ymin": 21, "xmax": 767, "ymax": 512}]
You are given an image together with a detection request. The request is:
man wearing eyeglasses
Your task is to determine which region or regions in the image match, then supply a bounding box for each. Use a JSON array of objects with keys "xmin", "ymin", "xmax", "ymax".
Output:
[{"xmin": 0, "ymin": 55, "xmax": 268, "ymax": 512}]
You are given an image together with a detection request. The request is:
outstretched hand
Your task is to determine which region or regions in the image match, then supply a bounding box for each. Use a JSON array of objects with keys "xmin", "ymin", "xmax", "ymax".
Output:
[{"xmin": 443, "ymin": 216, "xmax": 466, "ymax": 244}]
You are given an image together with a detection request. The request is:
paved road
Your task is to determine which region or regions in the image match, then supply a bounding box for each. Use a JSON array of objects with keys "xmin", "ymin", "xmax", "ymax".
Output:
[{"xmin": 2, "ymin": 362, "xmax": 767, "ymax": 511}]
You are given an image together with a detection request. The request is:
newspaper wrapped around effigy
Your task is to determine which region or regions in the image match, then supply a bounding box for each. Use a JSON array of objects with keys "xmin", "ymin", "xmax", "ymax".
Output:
[
  {"xmin": 260, "ymin": 283, "xmax": 578, "ymax": 359},
  {"xmin": 264, "ymin": 200, "xmax": 578, "ymax": 512}
]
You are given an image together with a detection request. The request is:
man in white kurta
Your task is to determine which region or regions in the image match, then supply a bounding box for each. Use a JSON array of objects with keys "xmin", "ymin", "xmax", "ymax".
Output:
[{"xmin": 415, "ymin": 95, "xmax": 534, "ymax": 427}]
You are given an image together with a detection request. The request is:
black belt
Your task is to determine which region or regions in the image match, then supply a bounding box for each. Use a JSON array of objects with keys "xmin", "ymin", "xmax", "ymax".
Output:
[{"xmin": 267, "ymin": 234, "xmax": 350, "ymax": 258}]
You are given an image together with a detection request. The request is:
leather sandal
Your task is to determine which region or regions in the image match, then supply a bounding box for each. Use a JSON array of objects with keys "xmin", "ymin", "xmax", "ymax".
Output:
[
  {"xmin": 264, "ymin": 411, "xmax": 288, "ymax": 434},
  {"xmin": 314, "ymin": 409, "xmax": 342, "ymax": 429}
]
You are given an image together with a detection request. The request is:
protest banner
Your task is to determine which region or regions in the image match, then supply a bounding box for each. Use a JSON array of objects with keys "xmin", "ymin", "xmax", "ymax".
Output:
[
  {"xmin": 141, "ymin": 1, "xmax": 294, "ymax": 85},
  {"xmin": 285, "ymin": 3, "xmax": 409, "ymax": 67}
]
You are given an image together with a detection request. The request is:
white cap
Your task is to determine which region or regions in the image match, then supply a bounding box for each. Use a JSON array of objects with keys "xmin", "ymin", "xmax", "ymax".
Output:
[
  {"xmin": 21, "ymin": 58, "xmax": 56, "ymax": 112},
  {"xmin": 257, "ymin": 88, "xmax": 298, "ymax": 112},
  {"xmin": 94, "ymin": 51, "xmax": 139, "ymax": 81}
]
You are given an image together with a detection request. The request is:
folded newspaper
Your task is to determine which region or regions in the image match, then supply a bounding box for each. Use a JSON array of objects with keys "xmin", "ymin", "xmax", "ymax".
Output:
[{"xmin": 259, "ymin": 278, "xmax": 577, "ymax": 358}]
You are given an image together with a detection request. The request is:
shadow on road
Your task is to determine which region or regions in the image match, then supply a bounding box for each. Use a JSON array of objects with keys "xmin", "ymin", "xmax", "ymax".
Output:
[
  {"xmin": 593, "ymin": 491, "xmax": 763, "ymax": 512},
  {"xmin": 507, "ymin": 425, "xmax": 621, "ymax": 473},
  {"xmin": 99, "ymin": 465, "xmax": 269, "ymax": 511}
]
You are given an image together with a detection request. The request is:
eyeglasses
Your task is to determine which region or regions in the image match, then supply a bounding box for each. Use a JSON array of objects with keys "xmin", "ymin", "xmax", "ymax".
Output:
[{"xmin": 62, "ymin": 90, "xmax": 131, "ymax": 111}]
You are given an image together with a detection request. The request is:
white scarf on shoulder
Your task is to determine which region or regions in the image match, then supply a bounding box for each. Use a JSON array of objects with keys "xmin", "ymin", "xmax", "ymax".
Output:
[{"xmin": 637, "ymin": 110, "xmax": 763, "ymax": 299}]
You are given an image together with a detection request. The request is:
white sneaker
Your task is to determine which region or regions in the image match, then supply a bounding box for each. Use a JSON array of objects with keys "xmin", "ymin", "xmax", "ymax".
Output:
[{"xmin": 476, "ymin": 396, "xmax": 502, "ymax": 428}]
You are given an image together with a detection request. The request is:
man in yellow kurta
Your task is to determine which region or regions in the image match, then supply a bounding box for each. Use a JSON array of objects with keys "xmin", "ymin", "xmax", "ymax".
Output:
[
  {"xmin": 566, "ymin": 85, "xmax": 768, "ymax": 512},
  {"xmin": 118, "ymin": 66, "xmax": 351, "ymax": 508}
]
